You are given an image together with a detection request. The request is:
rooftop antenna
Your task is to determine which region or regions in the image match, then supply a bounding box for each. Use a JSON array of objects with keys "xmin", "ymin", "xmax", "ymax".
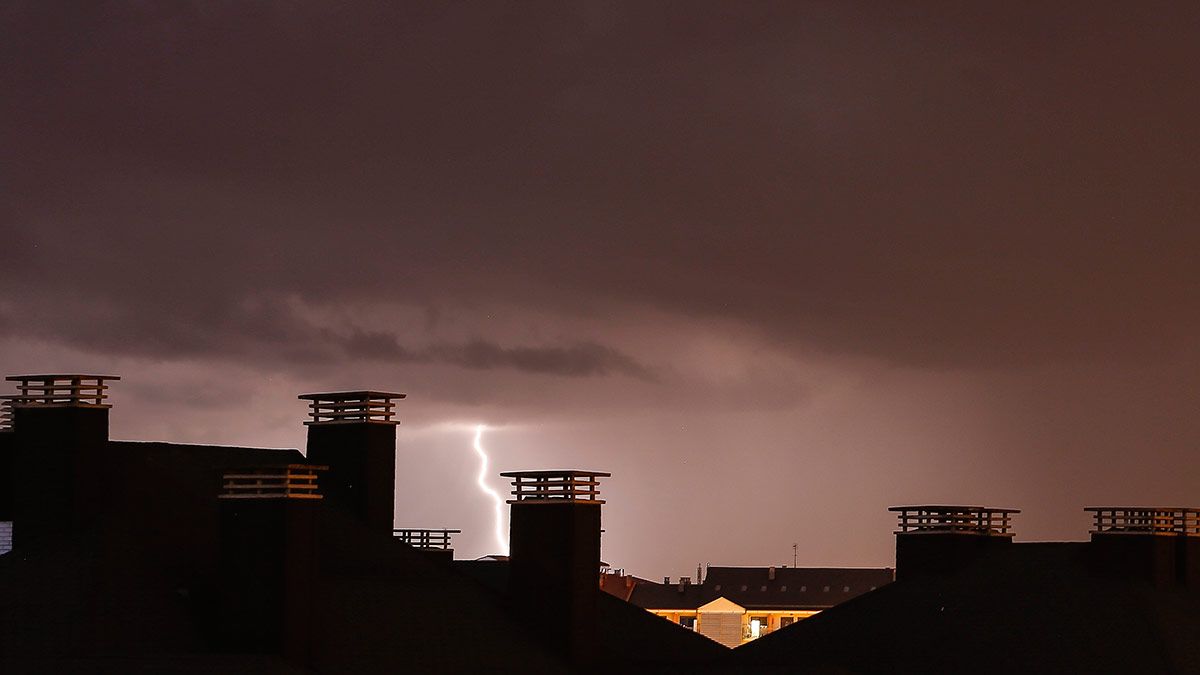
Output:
[{"xmin": 793, "ymin": 542, "xmax": 798, "ymax": 568}]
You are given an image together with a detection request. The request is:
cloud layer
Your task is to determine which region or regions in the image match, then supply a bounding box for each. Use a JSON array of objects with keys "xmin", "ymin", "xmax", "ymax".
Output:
[{"xmin": 3, "ymin": 2, "xmax": 1199, "ymax": 574}]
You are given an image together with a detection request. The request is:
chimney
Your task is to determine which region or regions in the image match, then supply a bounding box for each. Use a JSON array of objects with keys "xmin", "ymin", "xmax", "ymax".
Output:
[
  {"xmin": 0, "ymin": 397, "xmax": 16, "ymax": 537},
  {"xmin": 298, "ymin": 391, "xmax": 404, "ymax": 536},
  {"xmin": 768, "ymin": 566, "xmax": 776, "ymax": 581},
  {"xmin": 392, "ymin": 527, "xmax": 460, "ymax": 562},
  {"xmin": 6, "ymin": 374, "xmax": 119, "ymax": 547},
  {"xmin": 216, "ymin": 463, "xmax": 326, "ymax": 664},
  {"xmin": 889, "ymin": 505, "xmax": 1018, "ymax": 580},
  {"xmin": 503, "ymin": 469, "xmax": 610, "ymax": 664},
  {"xmin": 1085, "ymin": 507, "xmax": 1200, "ymax": 588},
  {"xmin": 678, "ymin": 576, "xmax": 690, "ymax": 592}
]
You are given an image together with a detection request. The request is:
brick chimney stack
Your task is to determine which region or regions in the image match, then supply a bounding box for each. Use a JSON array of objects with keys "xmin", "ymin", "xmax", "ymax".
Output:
[
  {"xmin": 298, "ymin": 391, "xmax": 404, "ymax": 536},
  {"xmin": 890, "ymin": 505, "xmax": 1019, "ymax": 580},
  {"xmin": 5, "ymin": 374, "xmax": 119, "ymax": 547},
  {"xmin": 503, "ymin": 469, "xmax": 610, "ymax": 663},
  {"xmin": 217, "ymin": 464, "xmax": 326, "ymax": 664},
  {"xmin": 1085, "ymin": 507, "xmax": 1200, "ymax": 588}
]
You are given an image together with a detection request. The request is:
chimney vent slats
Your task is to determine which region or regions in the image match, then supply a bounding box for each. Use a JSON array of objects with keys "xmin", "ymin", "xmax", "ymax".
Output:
[
  {"xmin": 1085, "ymin": 507, "xmax": 1200, "ymax": 536},
  {"xmin": 297, "ymin": 391, "xmax": 406, "ymax": 425},
  {"xmin": 500, "ymin": 470, "xmax": 611, "ymax": 504},
  {"xmin": 219, "ymin": 464, "xmax": 328, "ymax": 500},
  {"xmin": 888, "ymin": 505, "xmax": 1019, "ymax": 537},
  {"xmin": 4, "ymin": 374, "xmax": 120, "ymax": 409}
]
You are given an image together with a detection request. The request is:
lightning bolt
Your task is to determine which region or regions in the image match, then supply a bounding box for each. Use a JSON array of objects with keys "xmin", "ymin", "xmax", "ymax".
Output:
[{"xmin": 473, "ymin": 424, "xmax": 509, "ymax": 554}]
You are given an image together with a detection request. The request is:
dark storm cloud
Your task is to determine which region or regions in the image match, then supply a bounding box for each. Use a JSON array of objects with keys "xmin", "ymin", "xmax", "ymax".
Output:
[
  {"xmin": 0, "ymin": 288, "xmax": 649, "ymax": 378},
  {"xmin": 343, "ymin": 329, "xmax": 653, "ymax": 379},
  {"xmin": 427, "ymin": 339, "xmax": 653, "ymax": 379},
  {"xmin": 4, "ymin": 1, "xmax": 1200, "ymax": 577},
  {"xmin": 2, "ymin": 1, "xmax": 1199, "ymax": 370}
]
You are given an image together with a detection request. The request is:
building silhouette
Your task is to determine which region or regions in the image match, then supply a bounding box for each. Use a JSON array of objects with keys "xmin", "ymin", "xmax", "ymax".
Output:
[
  {"xmin": 0, "ymin": 375, "xmax": 720, "ymax": 673},
  {"xmin": 1, "ymin": 374, "xmax": 1197, "ymax": 673}
]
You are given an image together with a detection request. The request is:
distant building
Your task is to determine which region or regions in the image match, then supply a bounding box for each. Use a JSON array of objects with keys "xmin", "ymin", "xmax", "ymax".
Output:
[{"xmin": 604, "ymin": 565, "xmax": 894, "ymax": 647}]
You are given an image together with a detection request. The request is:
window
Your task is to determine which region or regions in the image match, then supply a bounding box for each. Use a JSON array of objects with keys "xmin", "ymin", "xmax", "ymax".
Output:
[
  {"xmin": 780, "ymin": 616, "xmax": 795, "ymax": 628},
  {"xmin": 800, "ymin": 585, "xmax": 807, "ymax": 592},
  {"xmin": 843, "ymin": 586, "xmax": 850, "ymax": 592},
  {"xmin": 780, "ymin": 585, "xmax": 787, "ymax": 592},
  {"xmin": 714, "ymin": 585, "xmax": 721, "ymax": 591},
  {"xmin": 760, "ymin": 585, "xmax": 767, "ymax": 591},
  {"xmin": 748, "ymin": 616, "xmax": 769, "ymax": 639},
  {"xmin": 823, "ymin": 586, "xmax": 830, "ymax": 592},
  {"xmin": 740, "ymin": 585, "xmax": 747, "ymax": 591},
  {"xmin": 679, "ymin": 616, "xmax": 696, "ymax": 631}
]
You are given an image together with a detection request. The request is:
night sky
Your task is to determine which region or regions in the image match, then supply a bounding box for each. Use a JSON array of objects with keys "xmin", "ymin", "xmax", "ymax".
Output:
[{"xmin": 3, "ymin": 2, "xmax": 1199, "ymax": 577}]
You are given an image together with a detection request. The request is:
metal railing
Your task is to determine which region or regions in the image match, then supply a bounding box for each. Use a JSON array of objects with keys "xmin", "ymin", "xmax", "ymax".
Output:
[
  {"xmin": 297, "ymin": 391, "xmax": 406, "ymax": 425},
  {"xmin": 1085, "ymin": 507, "xmax": 1200, "ymax": 536},
  {"xmin": 219, "ymin": 464, "xmax": 328, "ymax": 500},
  {"xmin": 393, "ymin": 528, "xmax": 461, "ymax": 550},
  {"xmin": 501, "ymin": 470, "xmax": 611, "ymax": 504},
  {"xmin": 889, "ymin": 505, "xmax": 1019, "ymax": 536},
  {"xmin": 5, "ymin": 374, "xmax": 120, "ymax": 407}
]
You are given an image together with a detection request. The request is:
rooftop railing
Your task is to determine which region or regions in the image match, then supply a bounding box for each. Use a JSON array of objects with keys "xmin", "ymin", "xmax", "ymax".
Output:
[
  {"xmin": 219, "ymin": 464, "xmax": 328, "ymax": 500},
  {"xmin": 5, "ymin": 374, "xmax": 120, "ymax": 408},
  {"xmin": 393, "ymin": 528, "xmax": 461, "ymax": 550},
  {"xmin": 501, "ymin": 470, "xmax": 611, "ymax": 505},
  {"xmin": 889, "ymin": 505, "xmax": 1019, "ymax": 536},
  {"xmin": 297, "ymin": 391, "xmax": 406, "ymax": 425},
  {"xmin": 1085, "ymin": 507, "xmax": 1200, "ymax": 537}
]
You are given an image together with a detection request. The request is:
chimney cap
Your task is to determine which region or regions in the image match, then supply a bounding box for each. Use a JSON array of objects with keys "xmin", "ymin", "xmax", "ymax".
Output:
[
  {"xmin": 888, "ymin": 505, "xmax": 1020, "ymax": 513},
  {"xmin": 499, "ymin": 469, "xmax": 611, "ymax": 478},
  {"xmin": 297, "ymin": 390, "xmax": 407, "ymax": 400},
  {"xmin": 6, "ymin": 374, "xmax": 121, "ymax": 381},
  {"xmin": 889, "ymin": 505, "xmax": 1019, "ymax": 537},
  {"xmin": 298, "ymin": 390, "xmax": 406, "ymax": 425},
  {"xmin": 219, "ymin": 463, "xmax": 328, "ymax": 500},
  {"xmin": 502, "ymin": 469, "xmax": 611, "ymax": 504},
  {"xmin": 1084, "ymin": 506, "xmax": 1200, "ymax": 536},
  {"xmin": 6, "ymin": 374, "xmax": 121, "ymax": 408}
]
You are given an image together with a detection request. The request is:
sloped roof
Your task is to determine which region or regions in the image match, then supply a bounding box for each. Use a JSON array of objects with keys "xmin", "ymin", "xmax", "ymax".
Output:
[
  {"xmin": 731, "ymin": 542, "xmax": 1200, "ymax": 672},
  {"xmin": 454, "ymin": 559, "xmax": 729, "ymax": 666},
  {"xmin": 630, "ymin": 566, "xmax": 894, "ymax": 611}
]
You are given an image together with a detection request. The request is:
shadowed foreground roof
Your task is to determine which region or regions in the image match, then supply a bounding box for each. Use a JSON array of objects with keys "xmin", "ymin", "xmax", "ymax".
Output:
[
  {"xmin": 730, "ymin": 543, "xmax": 1200, "ymax": 674},
  {"xmin": 455, "ymin": 559, "xmax": 729, "ymax": 669}
]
